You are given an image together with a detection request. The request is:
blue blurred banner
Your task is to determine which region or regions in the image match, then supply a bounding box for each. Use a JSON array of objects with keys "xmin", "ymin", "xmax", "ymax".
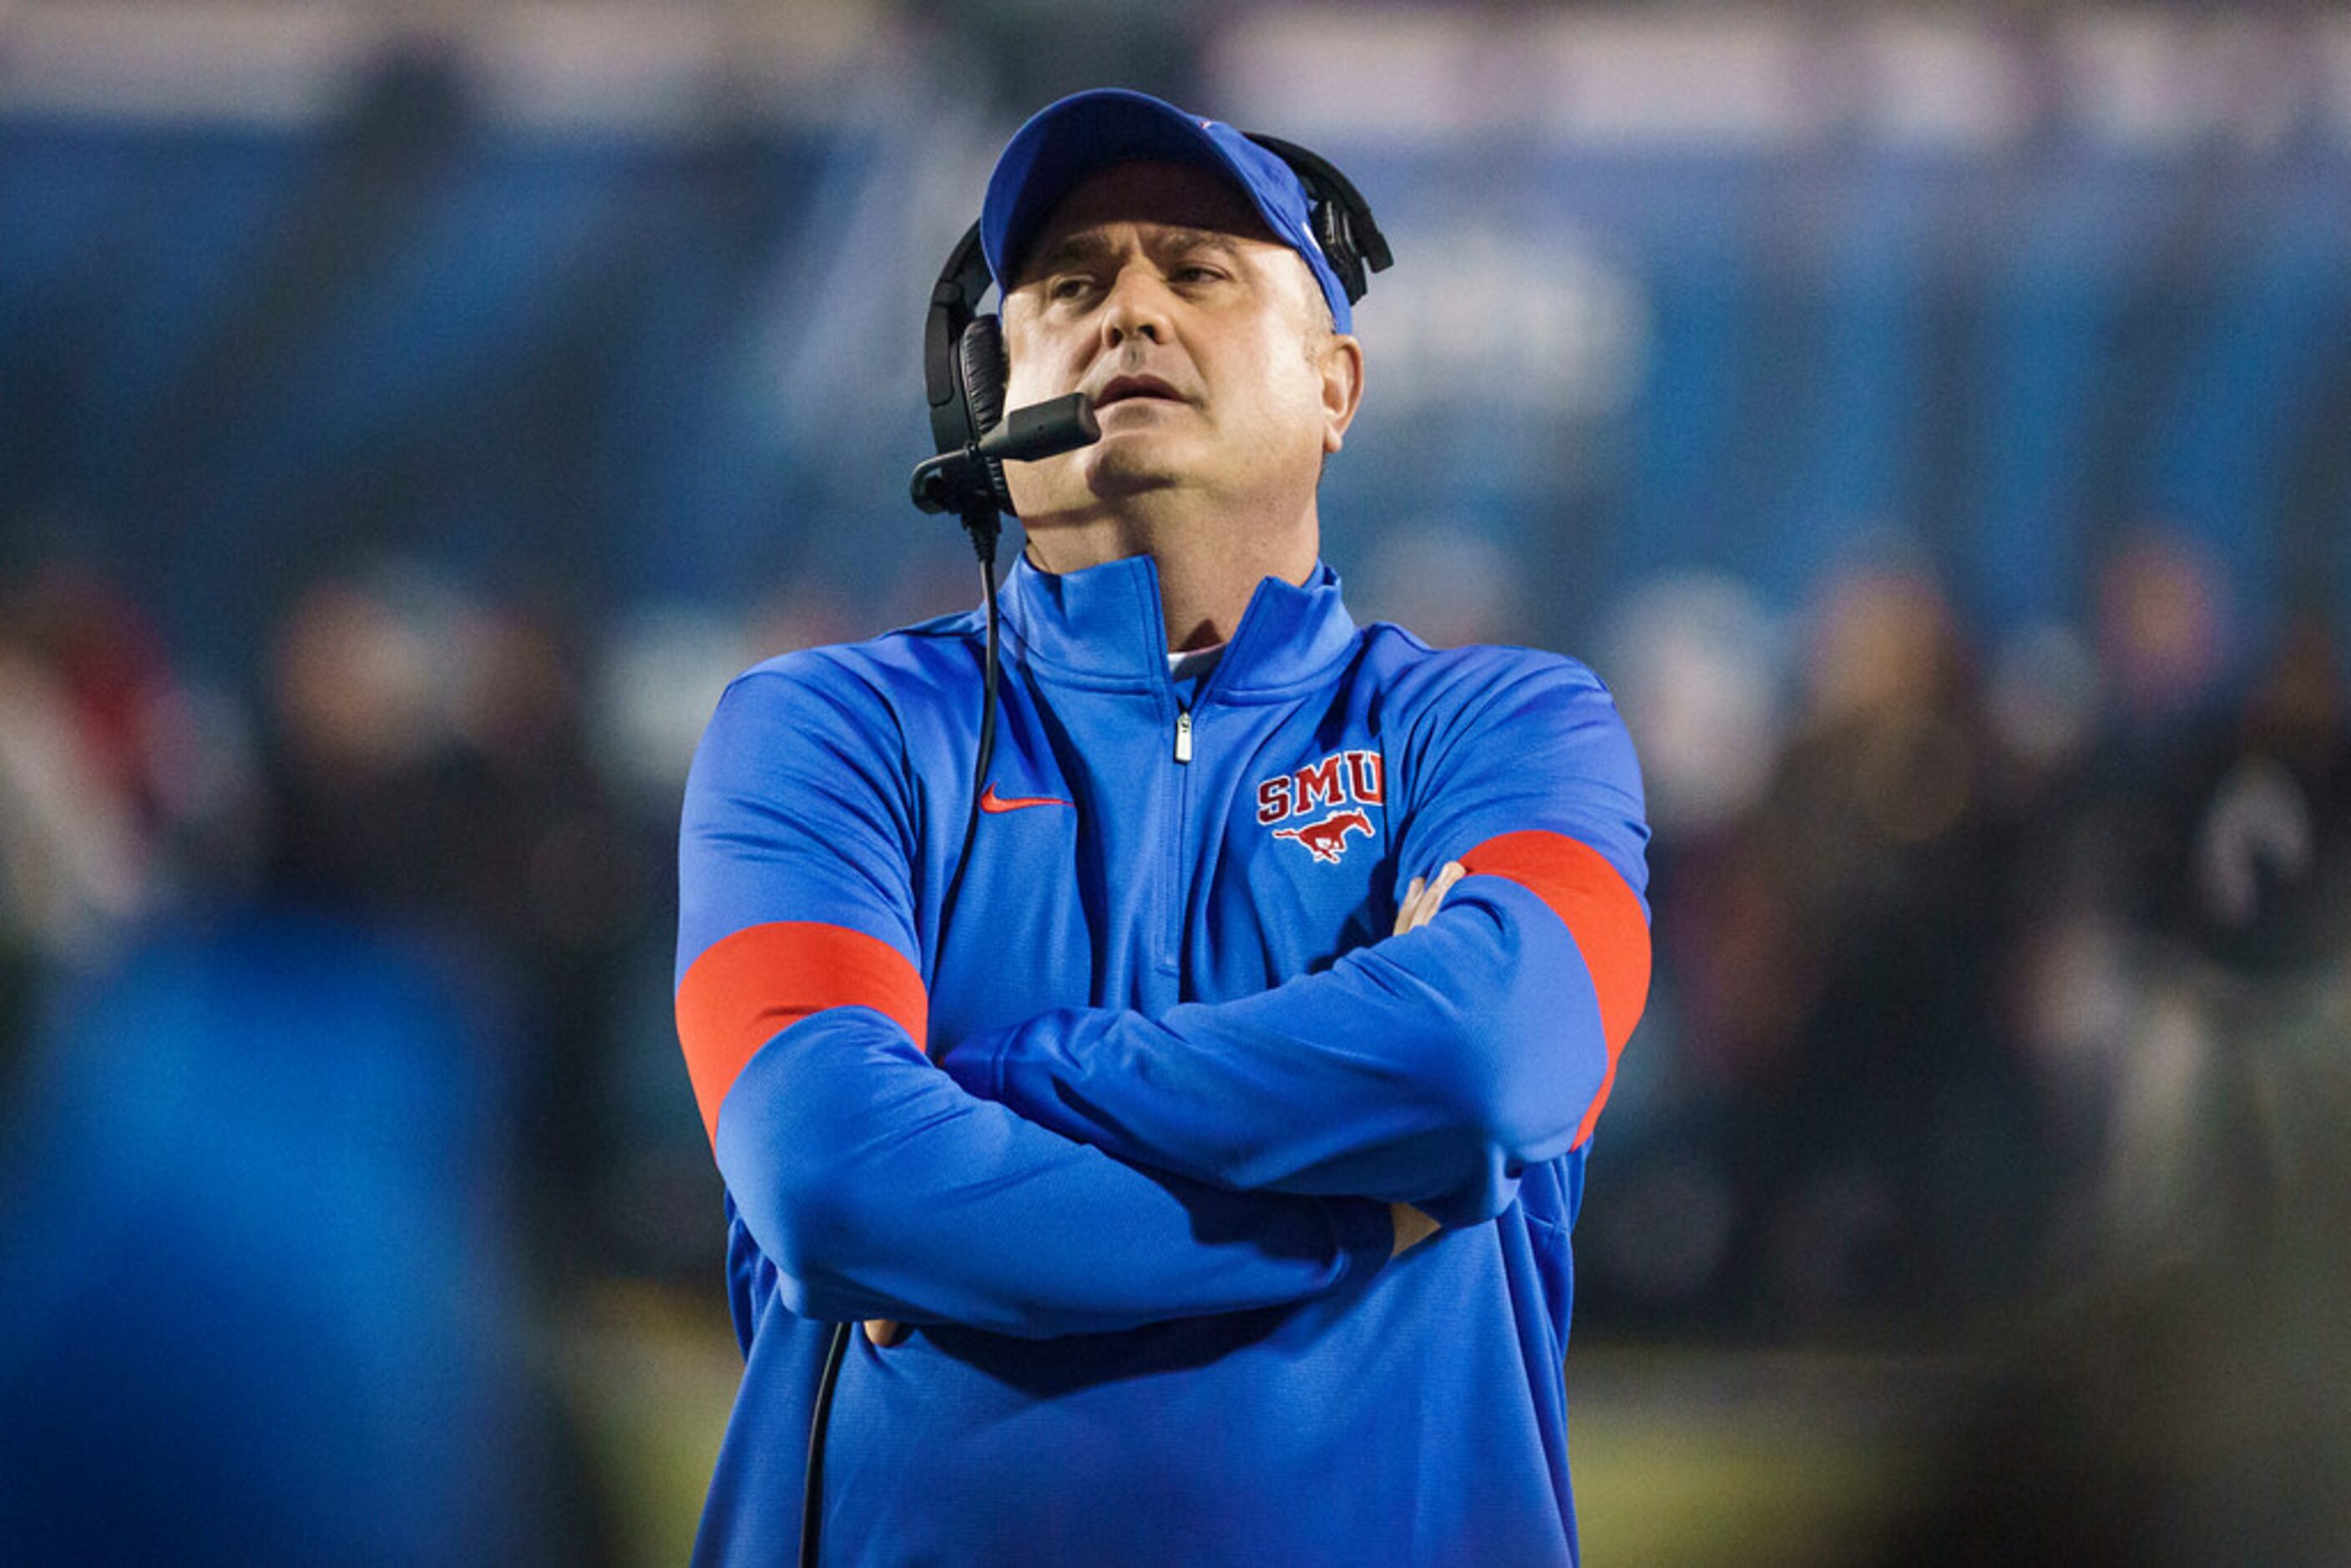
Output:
[{"xmin": 3, "ymin": 8, "xmax": 2348, "ymax": 675}]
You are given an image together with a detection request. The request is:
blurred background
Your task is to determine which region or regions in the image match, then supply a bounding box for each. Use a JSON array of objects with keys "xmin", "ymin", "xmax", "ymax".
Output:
[{"xmin": 3, "ymin": 1, "xmax": 2349, "ymax": 1561}]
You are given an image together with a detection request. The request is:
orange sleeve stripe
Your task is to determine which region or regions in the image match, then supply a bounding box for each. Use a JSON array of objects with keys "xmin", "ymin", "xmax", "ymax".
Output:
[
  {"xmin": 1457, "ymin": 830, "xmax": 1651, "ymax": 1149},
  {"xmin": 675, "ymin": 921, "xmax": 929, "ymax": 1145}
]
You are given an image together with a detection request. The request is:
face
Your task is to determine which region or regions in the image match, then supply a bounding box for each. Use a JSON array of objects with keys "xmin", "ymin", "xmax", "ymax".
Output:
[{"xmin": 996, "ymin": 161, "xmax": 1362, "ymax": 521}]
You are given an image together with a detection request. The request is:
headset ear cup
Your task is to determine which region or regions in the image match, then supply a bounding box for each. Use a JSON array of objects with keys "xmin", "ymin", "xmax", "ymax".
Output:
[
  {"xmin": 1313, "ymin": 200, "xmax": 1365, "ymax": 310},
  {"xmin": 957, "ymin": 316, "xmax": 1015, "ymax": 513}
]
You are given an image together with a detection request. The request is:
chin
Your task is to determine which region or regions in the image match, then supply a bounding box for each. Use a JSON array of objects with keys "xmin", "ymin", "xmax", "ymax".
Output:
[{"xmin": 1079, "ymin": 438, "xmax": 1185, "ymax": 498}]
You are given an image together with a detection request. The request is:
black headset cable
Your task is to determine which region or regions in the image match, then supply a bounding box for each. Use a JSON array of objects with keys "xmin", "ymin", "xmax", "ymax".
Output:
[{"xmin": 801, "ymin": 519, "xmax": 1003, "ymax": 1568}]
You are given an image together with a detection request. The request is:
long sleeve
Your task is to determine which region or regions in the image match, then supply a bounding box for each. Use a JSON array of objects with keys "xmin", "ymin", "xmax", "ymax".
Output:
[
  {"xmin": 938, "ymin": 657, "xmax": 1651, "ymax": 1229},
  {"xmin": 675, "ymin": 660, "xmax": 1392, "ymax": 1340}
]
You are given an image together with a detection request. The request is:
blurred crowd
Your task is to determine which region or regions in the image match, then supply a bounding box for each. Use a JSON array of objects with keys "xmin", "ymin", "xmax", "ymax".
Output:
[
  {"xmin": 3, "ymin": 523, "xmax": 2348, "ymax": 1556},
  {"xmin": 1583, "ymin": 524, "xmax": 2351, "ymax": 1342},
  {"xmin": 0, "ymin": 559, "xmax": 728, "ymax": 1277},
  {"xmin": 1589, "ymin": 526, "xmax": 2351, "ymax": 1557}
]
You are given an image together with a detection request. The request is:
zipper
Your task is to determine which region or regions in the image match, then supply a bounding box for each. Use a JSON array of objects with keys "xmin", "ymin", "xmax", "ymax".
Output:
[{"xmin": 1160, "ymin": 702, "xmax": 1195, "ymax": 978}]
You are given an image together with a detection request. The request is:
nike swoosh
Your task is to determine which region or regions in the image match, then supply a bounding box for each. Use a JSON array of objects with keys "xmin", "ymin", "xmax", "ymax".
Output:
[{"xmin": 979, "ymin": 783, "xmax": 1072, "ymax": 814}]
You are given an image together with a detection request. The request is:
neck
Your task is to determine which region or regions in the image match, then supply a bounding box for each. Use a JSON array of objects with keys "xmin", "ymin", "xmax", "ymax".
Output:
[{"xmin": 1023, "ymin": 489, "xmax": 1320, "ymax": 651}]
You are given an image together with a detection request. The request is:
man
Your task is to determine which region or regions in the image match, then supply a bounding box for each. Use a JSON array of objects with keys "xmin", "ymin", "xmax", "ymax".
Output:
[{"xmin": 675, "ymin": 89, "xmax": 1651, "ymax": 1564}]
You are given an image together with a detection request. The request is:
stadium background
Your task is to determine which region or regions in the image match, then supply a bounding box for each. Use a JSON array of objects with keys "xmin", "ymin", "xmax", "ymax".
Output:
[{"xmin": 3, "ymin": 3, "xmax": 2348, "ymax": 1561}]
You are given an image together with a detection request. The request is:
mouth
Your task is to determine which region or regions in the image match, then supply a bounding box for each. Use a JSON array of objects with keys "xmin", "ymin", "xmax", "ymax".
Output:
[{"xmin": 1090, "ymin": 374, "xmax": 1187, "ymax": 409}]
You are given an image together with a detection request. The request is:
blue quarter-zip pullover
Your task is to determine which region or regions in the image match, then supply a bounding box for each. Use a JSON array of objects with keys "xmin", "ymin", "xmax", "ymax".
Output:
[{"xmin": 675, "ymin": 552, "xmax": 1651, "ymax": 1565}]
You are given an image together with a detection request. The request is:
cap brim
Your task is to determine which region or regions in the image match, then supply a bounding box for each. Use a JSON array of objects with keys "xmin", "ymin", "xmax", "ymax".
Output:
[
  {"xmin": 980, "ymin": 89, "xmax": 1353, "ymax": 332},
  {"xmin": 984, "ymin": 93, "xmax": 1251, "ymax": 279}
]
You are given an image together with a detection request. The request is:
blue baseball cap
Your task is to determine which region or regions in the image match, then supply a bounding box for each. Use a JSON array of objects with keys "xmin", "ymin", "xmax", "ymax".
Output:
[{"xmin": 981, "ymin": 88, "xmax": 1352, "ymax": 334}]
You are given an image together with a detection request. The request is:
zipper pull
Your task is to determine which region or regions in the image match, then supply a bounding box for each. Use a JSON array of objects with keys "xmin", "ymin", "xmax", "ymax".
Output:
[{"xmin": 1174, "ymin": 707, "xmax": 1193, "ymax": 764}]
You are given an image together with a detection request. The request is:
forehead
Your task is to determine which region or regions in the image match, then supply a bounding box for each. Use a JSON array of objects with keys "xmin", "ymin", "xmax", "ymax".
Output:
[{"xmin": 1012, "ymin": 161, "xmax": 1283, "ymax": 282}]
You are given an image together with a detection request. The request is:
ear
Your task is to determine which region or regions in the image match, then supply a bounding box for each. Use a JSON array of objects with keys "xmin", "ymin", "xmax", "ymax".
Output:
[{"xmin": 1317, "ymin": 331, "xmax": 1365, "ymax": 456}]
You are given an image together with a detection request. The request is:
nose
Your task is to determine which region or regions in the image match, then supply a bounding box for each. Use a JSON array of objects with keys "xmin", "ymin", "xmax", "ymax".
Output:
[{"xmin": 1098, "ymin": 262, "xmax": 1171, "ymax": 349}]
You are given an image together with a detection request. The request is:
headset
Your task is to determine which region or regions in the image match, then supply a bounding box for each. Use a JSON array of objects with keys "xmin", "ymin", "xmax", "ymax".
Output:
[
  {"xmin": 922, "ymin": 132, "xmax": 1393, "ymax": 517},
  {"xmin": 799, "ymin": 134, "xmax": 1392, "ymax": 1568}
]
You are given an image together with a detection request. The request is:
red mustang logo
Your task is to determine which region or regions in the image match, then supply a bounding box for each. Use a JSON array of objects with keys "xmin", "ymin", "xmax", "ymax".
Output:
[{"xmin": 1271, "ymin": 808, "xmax": 1377, "ymax": 865}]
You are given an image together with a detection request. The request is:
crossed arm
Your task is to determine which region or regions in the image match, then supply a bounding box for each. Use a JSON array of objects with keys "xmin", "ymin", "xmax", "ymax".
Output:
[
  {"xmin": 858, "ymin": 863, "xmax": 1463, "ymax": 1349},
  {"xmin": 675, "ymin": 655, "xmax": 1650, "ymax": 1342}
]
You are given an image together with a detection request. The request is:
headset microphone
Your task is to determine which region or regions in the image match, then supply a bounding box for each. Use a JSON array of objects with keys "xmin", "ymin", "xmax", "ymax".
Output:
[{"xmin": 911, "ymin": 391, "xmax": 1100, "ymax": 516}]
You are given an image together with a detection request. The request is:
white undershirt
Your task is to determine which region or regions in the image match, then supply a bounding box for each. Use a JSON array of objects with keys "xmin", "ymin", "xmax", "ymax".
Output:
[{"xmin": 1166, "ymin": 643, "xmax": 1226, "ymax": 682}]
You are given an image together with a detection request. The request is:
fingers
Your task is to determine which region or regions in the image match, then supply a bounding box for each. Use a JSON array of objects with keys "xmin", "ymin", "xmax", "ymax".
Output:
[
  {"xmin": 865, "ymin": 1318, "xmax": 904, "ymax": 1348},
  {"xmin": 1389, "ymin": 1201, "xmax": 1441, "ymax": 1257},
  {"xmin": 1393, "ymin": 862, "xmax": 1468, "ymax": 935},
  {"xmin": 1392, "ymin": 876, "xmax": 1426, "ymax": 936}
]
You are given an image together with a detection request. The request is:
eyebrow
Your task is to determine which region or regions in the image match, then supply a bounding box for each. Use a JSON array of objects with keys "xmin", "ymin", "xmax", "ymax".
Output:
[{"xmin": 1019, "ymin": 225, "xmax": 1248, "ymax": 283}]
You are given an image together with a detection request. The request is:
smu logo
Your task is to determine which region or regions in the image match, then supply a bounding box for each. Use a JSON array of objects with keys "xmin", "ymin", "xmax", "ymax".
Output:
[
  {"xmin": 1273, "ymin": 809, "xmax": 1375, "ymax": 864},
  {"xmin": 1257, "ymin": 750, "xmax": 1383, "ymax": 866}
]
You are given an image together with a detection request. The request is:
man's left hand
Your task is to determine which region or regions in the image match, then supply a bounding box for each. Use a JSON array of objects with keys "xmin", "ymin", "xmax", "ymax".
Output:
[{"xmin": 1387, "ymin": 860, "xmax": 1464, "ymax": 1257}]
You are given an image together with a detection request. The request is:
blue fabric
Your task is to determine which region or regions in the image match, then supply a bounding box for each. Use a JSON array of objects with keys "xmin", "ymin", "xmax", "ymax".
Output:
[
  {"xmin": 676, "ymin": 553, "xmax": 1649, "ymax": 1565},
  {"xmin": 982, "ymin": 89, "xmax": 1356, "ymax": 331}
]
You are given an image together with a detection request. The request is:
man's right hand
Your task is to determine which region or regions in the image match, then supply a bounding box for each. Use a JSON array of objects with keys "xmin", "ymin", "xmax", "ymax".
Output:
[{"xmin": 1390, "ymin": 1201, "xmax": 1440, "ymax": 1256}]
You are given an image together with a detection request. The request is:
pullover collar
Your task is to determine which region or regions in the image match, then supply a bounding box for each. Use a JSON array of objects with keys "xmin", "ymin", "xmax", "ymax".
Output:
[{"xmin": 999, "ymin": 552, "xmax": 1359, "ymax": 700}]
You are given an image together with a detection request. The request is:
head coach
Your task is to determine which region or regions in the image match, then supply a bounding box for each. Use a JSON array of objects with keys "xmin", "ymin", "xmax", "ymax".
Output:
[{"xmin": 674, "ymin": 88, "xmax": 1653, "ymax": 1565}]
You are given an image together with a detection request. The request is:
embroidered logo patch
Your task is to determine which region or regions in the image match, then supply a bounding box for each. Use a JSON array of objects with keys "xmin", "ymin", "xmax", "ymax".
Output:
[
  {"xmin": 1272, "ymin": 808, "xmax": 1376, "ymax": 864},
  {"xmin": 1258, "ymin": 749, "xmax": 1383, "ymax": 865}
]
